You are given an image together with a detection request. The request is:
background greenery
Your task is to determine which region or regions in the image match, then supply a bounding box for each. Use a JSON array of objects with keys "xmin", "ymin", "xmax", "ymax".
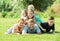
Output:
[{"xmin": 0, "ymin": 0, "xmax": 60, "ymax": 18}]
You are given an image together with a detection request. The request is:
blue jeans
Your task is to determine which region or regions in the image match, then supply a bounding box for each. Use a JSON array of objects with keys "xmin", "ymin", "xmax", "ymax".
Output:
[{"xmin": 7, "ymin": 24, "xmax": 17, "ymax": 34}]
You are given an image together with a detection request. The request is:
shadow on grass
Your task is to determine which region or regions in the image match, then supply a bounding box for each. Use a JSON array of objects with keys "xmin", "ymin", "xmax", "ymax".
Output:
[
  {"xmin": 55, "ymin": 31, "xmax": 60, "ymax": 33},
  {"xmin": 41, "ymin": 31, "xmax": 60, "ymax": 34}
]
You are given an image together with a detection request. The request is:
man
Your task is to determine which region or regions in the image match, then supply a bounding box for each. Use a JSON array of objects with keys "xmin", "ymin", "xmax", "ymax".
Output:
[
  {"xmin": 40, "ymin": 16, "xmax": 55, "ymax": 33},
  {"xmin": 22, "ymin": 19, "xmax": 41, "ymax": 34}
]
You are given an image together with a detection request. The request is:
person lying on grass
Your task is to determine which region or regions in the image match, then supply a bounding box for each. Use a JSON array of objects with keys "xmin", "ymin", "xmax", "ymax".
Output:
[
  {"xmin": 28, "ymin": 4, "xmax": 43, "ymax": 22},
  {"xmin": 5, "ymin": 19, "xmax": 25, "ymax": 34},
  {"xmin": 12, "ymin": 19, "xmax": 25, "ymax": 34},
  {"xmin": 27, "ymin": 9, "xmax": 46, "ymax": 32},
  {"xmin": 38, "ymin": 16, "xmax": 55, "ymax": 33},
  {"xmin": 22, "ymin": 19, "xmax": 41, "ymax": 34}
]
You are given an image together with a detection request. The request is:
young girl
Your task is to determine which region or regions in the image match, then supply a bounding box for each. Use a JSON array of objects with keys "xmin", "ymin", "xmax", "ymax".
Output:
[
  {"xmin": 18, "ymin": 9, "xmax": 27, "ymax": 25},
  {"xmin": 12, "ymin": 18, "xmax": 25, "ymax": 34},
  {"xmin": 5, "ymin": 19, "xmax": 25, "ymax": 34}
]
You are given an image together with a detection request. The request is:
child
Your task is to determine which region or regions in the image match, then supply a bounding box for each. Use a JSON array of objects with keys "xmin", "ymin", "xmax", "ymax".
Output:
[
  {"xmin": 5, "ymin": 19, "xmax": 25, "ymax": 34},
  {"xmin": 18, "ymin": 9, "xmax": 27, "ymax": 25},
  {"xmin": 28, "ymin": 9, "xmax": 46, "ymax": 32},
  {"xmin": 22, "ymin": 19, "xmax": 41, "ymax": 34},
  {"xmin": 27, "ymin": 9, "xmax": 46, "ymax": 32},
  {"xmin": 12, "ymin": 19, "xmax": 25, "ymax": 34},
  {"xmin": 40, "ymin": 16, "xmax": 55, "ymax": 33}
]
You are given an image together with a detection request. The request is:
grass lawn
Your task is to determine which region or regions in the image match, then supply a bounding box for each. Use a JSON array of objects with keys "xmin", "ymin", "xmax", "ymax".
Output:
[{"xmin": 0, "ymin": 18, "xmax": 60, "ymax": 41}]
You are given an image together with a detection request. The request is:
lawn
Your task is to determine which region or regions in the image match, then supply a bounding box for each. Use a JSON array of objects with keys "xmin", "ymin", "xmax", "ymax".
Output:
[{"xmin": 0, "ymin": 18, "xmax": 60, "ymax": 41}]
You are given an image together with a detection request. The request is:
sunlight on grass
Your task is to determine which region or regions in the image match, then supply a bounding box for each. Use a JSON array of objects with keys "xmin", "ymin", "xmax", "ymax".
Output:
[{"xmin": 0, "ymin": 18, "xmax": 60, "ymax": 41}]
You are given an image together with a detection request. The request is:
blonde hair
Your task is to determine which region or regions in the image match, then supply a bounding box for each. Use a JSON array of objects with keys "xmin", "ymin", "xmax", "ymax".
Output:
[
  {"xmin": 21, "ymin": 9, "xmax": 27, "ymax": 16},
  {"xmin": 28, "ymin": 4, "xmax": 34, "ymax": 11}
]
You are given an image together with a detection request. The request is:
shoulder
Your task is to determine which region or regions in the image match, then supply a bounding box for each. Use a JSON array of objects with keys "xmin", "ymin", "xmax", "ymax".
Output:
[
  {"xmin": 41, "ymin": 22, "xmax": 47, "ymax": 24},
  {"xmin": 24, "ymin": 25, "xmax": 28, "ymax": 29},
  {"xmin": 34, "ymin": 24, "xmax": 38, "ymax": 26},
  {"xmin": 34, "ymin": 24, "xmax": 39, "ymax": 28}
]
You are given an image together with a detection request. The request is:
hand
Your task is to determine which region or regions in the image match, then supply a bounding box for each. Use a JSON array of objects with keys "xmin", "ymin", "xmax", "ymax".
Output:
[
  {"xmin": 16, "ymin": 33, "xmax": 20, "ymax": 35},
  {"xmin": 42, "ymin": 29, "xmax": 46, "ymax": 32}
]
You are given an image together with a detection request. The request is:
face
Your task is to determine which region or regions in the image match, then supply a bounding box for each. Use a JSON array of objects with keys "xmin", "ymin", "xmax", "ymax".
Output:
[
  {"xmin": 28, "ymin": 22, "xmax": 34, "ymax": 30},
  {"xmin": 22, "ymin": 11, "xmax": 27, "ymax": 17},
  {"xmin": 48, "ymin": 20, "xmax": 54, "ymax": 26},
  {"xmin": 18, "ymin": 20, "xmax": 24, "ymax": 27},
  {"xmin": 28, "ymin": 11, "xmax": 34, "ymax": 19}
]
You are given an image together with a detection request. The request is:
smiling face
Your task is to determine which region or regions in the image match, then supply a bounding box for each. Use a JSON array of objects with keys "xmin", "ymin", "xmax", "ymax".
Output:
[
  {"xmin": 18, "ymin": 19, "xmax": 24, "ymax": 28},
  {"xmin": 21, "ymin": 9, "xmax": 27, "ymax": 17},
  {"xmin": 48, "ymin": 20, "xmax": 54, "ymax": 26},
  {"xmin": 48, "ymin": 16, "xmax": 54, "ymax": 26},
  {"xmin": 27, "ymin": 19, "xmax": 34, "ymax": 30},
  {"xmin": 28, "ymin": 10, "xmax": 34, "ymax": 19},
  {"xmin": 18, "ymin": 19, "xmax": 25, "ymax": 32}
]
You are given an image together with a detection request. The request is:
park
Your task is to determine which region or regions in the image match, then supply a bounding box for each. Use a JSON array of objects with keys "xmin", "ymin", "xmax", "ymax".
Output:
[{"xmin": 0, "ymin": 0, "xmax": 60, "ymax": 41}]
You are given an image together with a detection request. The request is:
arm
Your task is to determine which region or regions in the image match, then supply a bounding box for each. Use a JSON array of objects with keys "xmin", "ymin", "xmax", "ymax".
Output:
[
  {"xmin": 52, "ymin": 24, "xmax": 55, "ymax": 33},
  {"xmin": 12, "ymin": 25, "xmax": 19, "ymax": 33},
  {"xmin": 34, "ymin": 13, "xmax": 43, "ymax": 22},
  {"xmin": 22, "ymin": 25, "xmax": 28, "ymax": 34},
  {"xmin": 36, "ymin": 22, "xmax": 46, "ymax": 32},
  {"xmin": 35, "ymin": 24, "xmax": 41, "ymax": 34}
]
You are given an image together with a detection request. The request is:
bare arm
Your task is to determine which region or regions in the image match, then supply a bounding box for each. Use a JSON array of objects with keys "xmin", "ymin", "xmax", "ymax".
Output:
[{"xmin": 36, "ymin": 22, "xmax": 46, "ymax": 32}]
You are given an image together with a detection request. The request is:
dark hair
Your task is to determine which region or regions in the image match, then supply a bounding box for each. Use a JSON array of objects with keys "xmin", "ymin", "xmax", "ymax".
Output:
[{"xmin": 49, "ymin": 16, "xmax": 54, "ymax": 20}]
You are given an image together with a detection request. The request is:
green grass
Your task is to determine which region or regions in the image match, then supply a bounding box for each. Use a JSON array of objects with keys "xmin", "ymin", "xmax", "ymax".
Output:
[{"xmin": 0, "ymin": 18, "xmax": 60, "ymax": 41}]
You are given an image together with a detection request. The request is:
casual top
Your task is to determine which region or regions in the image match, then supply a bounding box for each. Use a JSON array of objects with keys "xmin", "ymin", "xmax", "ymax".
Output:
[
  {"xmin": 34, "ymin": 13, "xmax": 43, "ymax": 22},
  {"xmin": 22, "ymin": 24, "xmax": 41, "ymax": 34},
  {"xmin": 40, "ymin": 22, "xmax": 55, "ymax": 33}
]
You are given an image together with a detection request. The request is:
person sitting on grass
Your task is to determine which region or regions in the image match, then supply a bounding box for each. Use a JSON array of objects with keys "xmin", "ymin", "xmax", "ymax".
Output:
[
  {"xmin": 5, "ymin": 18, "xmax": 25, "ymax": 34},
  {"xmin": 40, "ymin": 16, "xmax": 55, "ymax": 33},
  {"xmin": 22, "ymin": 19, "xmax": 41, "ymax": 34},
  {"xmin": 28, "ymin": 4, "xmax": 43, "ymax": 22}
]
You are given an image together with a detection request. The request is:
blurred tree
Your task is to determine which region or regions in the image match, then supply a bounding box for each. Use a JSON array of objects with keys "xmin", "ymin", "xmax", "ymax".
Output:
[{"xmin": 26, "ymin": 0, "xmax": 55, "ymax": 11}]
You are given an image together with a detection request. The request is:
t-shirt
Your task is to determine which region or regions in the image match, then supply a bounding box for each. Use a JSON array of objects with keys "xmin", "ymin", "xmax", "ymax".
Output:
[
  {"xmin": 22, "ymin": 24, "xmax": 41, "ymax": 34},
  {"xmin": 34, "ymin": 13, "xmax": 43, "ymax": 22},
  {"xmin": 40, "ymin": 22, "xmax": 55, "ymax": 32}
]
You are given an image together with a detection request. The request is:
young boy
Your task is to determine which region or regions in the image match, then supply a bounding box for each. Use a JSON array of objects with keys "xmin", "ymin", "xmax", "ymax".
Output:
[
  {"xmin": 40, "ymin": 16, "xmax": 55, "ymax": 33},
  {"xmin": 22, "ymin": 19, "xmax": 41, "ymax": 34}
]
